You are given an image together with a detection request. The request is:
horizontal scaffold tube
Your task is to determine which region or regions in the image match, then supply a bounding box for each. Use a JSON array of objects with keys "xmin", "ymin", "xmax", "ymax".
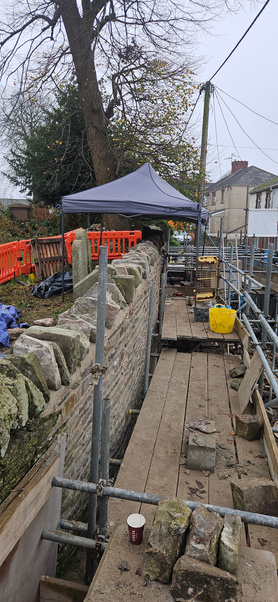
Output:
[
  {"xmin": 51, "ymin": 477, "xmax": 278, "ymax": 529},
  {"xmin": 42, "ymin": 529, "xmax": 107, "ymax": 551},
  {"xmin": 226, "ymin": 263, "xmax": 265, "ymax": 289},
  {"xmin": 221, "ymin": 276, "xmax": 278, "ymax": 349},
  {"xmin": 241, "ymin": 313, "xmax": 278, "ymax": 409}
]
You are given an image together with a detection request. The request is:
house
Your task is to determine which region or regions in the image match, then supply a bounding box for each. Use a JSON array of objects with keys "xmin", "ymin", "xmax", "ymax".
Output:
[
  {"xmin": 205, "ymin": 161, "xmax": 277, "ymax": 240},
  {"xmin": 249, "ymin": 175, "xmax": 278, "ymax": 248},
  {"xmin": 249, "ymin": 175, "xmax": 278, "ymax": 210}
]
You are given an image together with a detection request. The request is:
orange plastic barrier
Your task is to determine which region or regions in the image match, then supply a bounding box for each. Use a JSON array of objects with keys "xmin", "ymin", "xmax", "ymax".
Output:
[
  {"xmin": 87, "ymin": 230, "xmax": 142, "ymax": 260},
  {"xmin": 0, "ymin": 230, "xmax": 142, "ymax": 285}
]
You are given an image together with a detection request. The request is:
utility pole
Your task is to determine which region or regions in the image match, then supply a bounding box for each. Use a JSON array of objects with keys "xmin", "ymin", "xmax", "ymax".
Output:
[{"xmin": 197, "ymin": 81, "xmax": 213, "ymax": 206}]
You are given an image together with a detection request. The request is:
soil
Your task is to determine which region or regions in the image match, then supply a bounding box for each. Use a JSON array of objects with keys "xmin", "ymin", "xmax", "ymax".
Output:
[{"xmin": 0, "ymin": 275, "xmax": 73, "ymax": 331}]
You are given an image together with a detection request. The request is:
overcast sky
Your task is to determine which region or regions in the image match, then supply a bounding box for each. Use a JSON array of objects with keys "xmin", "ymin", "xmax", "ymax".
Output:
[
  {"xmin": 197, "ymin": 0, "xmax": 278, "ymax": 182},
  {"xmin": 1, "ymin": 0, "xmax": 277, "ymax": 197}
]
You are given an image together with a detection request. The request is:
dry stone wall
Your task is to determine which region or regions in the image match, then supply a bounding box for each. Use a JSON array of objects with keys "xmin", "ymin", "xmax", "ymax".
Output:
[{"xmin": 0, "ymin": 241, "xmax": 161, "ymax": 518}]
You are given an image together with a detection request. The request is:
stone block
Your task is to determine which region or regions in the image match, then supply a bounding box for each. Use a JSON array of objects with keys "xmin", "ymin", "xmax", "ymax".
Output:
[
  {"xmin": 231, "ymin": 378, "xmax": 244, "ymax": 391},
  {"xmin": 112, "ymin": 262, "xmax": 142, "ymax": 287},
  {"xmin": 229, "ymin": 365, "xmax": 247, "ymax": 378},
  {"xmin": 72, "ymin": 296, "xmax": 98, "ymax": 317},
  {"xmin": 7, "ymin": 353, "xmax": 50, "ymax": 402},
  {"xmin": 235, "ymin": 414, "xmax": 263, "ymax": 441},
  {"xmin": 24, "ymin": 326, "xmax": 89, "ymax": 373},
  {"xmin": 171, "ymin": 554, "xmax": 242, "ymax": 602},
  {"xmin": 73, "ymin": 293, "xmax": 120, "ymax": 329},
  {"xmin": 73, "ymin": 264, "xmax": 116, "ymax": 299},
  {"xmin": 23, "ymin": 375, "xmax": 46, "ymax": 417},
  {"xmin": 123, "ymin": 255, "xmax": 149, "ymax": 278},
  {"xmin": 0, "ymin": 360, "xmax": 29, "ymax": 427},
  {"xmin": 73, "ymin": 267, "xmax": 99, "ymax": 299},
  {"xmin": 72, "ymin": 228, "xmax": 91, "ymax": 286},
  {"xmin": 33, "ymin": 317, "xmax": 57, "ymax": 327},
  {"xmin": 85, "ymin": 282, "xmax": 126, "ymax": 309},
  {"xmin": 144, "ymin": 498, "xmax": 192, "ymax": 583},
  {"xmin": 47, "ymin": 341, "xmax": 71, "ymax": 386},
  {"xmin": 187, "ymin": 431, "xmax": 216, "ymax": 472},
  {"xmin": 185, "ymin": 505, "xmax": 223, "ymax": 566},
  {"xmin": 219, "ymin": 514, "xmax": 242, "ymax": 574},
  {"xmin": 137, "ymin": 241, "xmax": 159, "ymax": 265},
  {"xmin": 0, "ymin": 380, "xmax": 18, "ymax": 457},
  {"xmin": 13, "ymin": 335, "xmax": 61, "ymax": 390},
  {"xmin": 231, "ymin": 478, "xmax": 278, "ymax": 516},
  {"xmin": 113, "ymin": 274, "xmax": 135, "ymax": 304},
  {"xmin": 57, "ymin": 317, "xmax": 92, "ymax": 341}
]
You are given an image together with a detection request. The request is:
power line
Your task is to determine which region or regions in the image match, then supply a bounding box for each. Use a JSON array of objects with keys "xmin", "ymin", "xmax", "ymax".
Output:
[
  {"xmin": 178, "ymin": 89, "xmax": 202, "ymax": 141},
  {"xmin": 210, "ymin": 0, "xmax": 271, "ymax": 81},
  {"xmin": 214, "ymin": 91, "xmax": 241, "ymax": 160},
  {"xmin": 215, "ymin": 88, "xmax": 278, "ymax": 167},
  {"xmin": 215, "ymin": 86, "xmax": 278, "ymax": 127},
  {"xmin": 209, "ymin": 144, "xmax": 278, "ymax": 151},
  {"xmin": 212, "ymin": 91, "xmax": 222, "ymax": 181}
]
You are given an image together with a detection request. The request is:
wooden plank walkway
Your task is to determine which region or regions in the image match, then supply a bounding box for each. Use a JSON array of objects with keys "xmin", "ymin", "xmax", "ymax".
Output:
[
  {"xmin": 86, "ymin": 348, "xmax": 278, "ymax": 601},
  {"xmin": 110, "ymin": 348, "xmax": 277, "ymax": 543},
  {"xmin": 162, "ymin": 297, "xmax": 240, "ymax": 343}
]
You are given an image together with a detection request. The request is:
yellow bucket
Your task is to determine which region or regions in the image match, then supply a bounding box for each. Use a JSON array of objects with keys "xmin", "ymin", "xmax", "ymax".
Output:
[{"xmin": 209, "ymin": 304, "xmax": 236, "ymax": 334}]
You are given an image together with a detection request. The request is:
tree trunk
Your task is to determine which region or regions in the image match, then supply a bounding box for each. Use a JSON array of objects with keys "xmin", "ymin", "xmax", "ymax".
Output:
[{"xmin": 60, "ymin": 0, "xmax": 130, "ymax": 230}]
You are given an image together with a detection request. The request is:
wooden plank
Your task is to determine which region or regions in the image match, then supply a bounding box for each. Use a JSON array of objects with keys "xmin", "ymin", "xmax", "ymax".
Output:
[
  {"xmin": 253, "ymin": 388, "xmax": 278, "ymax": 485},
  {"xmin": 248, "ymin": 525, "xmax": 278, "ymax": 568},
  {"xmin": 186, "ymin": 352, "xmax": 208, "ymax": 420},
  {"xmin": 189, "ymin": 313, "xmax": 208, "ymax": 340},
  {"xmin": 40, "ymin": 577, "xmax": 88, "ymax": 602},
  {"xmin": 161, "ymin": 299, "xmax": 177, "ymax": 340},
  {"xmin": 176, "ymin": 301, "xmax": 192, "ymax": 339},
  {"xmin": 223, "ymin": 354, "xmax": 278, "ymax": 564},
  {"xmin": 85, "ymin": 525, "xmax": 172, "ymax": 602},
  {"xmin": 148, "ymin": 348, "xmax": 177, "ymax": 392},
  {"xmin": 140, "ymin": 352, "xmax": 191, "ymax": 524},
  {"xmin": 203, "ymin": 320, "xmax": 224, "ymax": 341},
  {"xmin": 0, "ymin": 441, "xmax": 62, "ymax": 566},
  {"xmin": 109, "ymin": 350, "xmax": 176, "ymax": 525},
  {"xmin": 207, "ymin": 353, "xmax": 238, "ymax": 506},
  {"xmin": 234, "ymin": 316, "xmax": 251, "ymax": 351},
  {"xmin": 239, "ymin": 350, "xmax": 263, "ymax": 413},
  {"xmin": 243, "ymin": 346, "xmax": 251, "ymax": 368}
]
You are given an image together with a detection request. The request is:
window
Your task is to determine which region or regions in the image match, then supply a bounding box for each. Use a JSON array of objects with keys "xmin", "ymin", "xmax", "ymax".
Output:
[
  {"xmin": 221, "ymin": 189, "xmax": 225, "ymax": 204},
  {"xmin": 256, "ymin": 194, "xmax": 261, "ymax": 208},
  {"xmin": 265, "ymin": 191, "xmax": 271, "ymax": 208},
  {"xmin": 211, "ymin": 193, "xmax": 216, "ymax": 206}
]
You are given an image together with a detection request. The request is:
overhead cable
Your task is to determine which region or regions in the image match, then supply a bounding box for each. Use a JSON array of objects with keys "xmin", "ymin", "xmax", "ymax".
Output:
[
  {"xmin": 215, "ymin": 86, "xmax": 278, "ymax": 127},
  {"xmin": 214, "ymin": 91, "xmax": 241, "ymax": 160},
  {"xmin": 216, "ymin": 88, "xmax": 278, "ymax": 167},
  {"xmin": 212, "ymin": 91, "xmax": 222, "ymax": 180},
  {"xmin": 210, "ymin": 0, "xmax": 271, "ymax": 81},
  {"xmin": 179, "ymin": 89, "xmax": 202, "ymax": 141}
]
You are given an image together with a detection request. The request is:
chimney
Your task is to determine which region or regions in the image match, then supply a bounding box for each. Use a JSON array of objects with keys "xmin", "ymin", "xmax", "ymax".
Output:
[{"xmin": 231, "ymin": 160, "xmax": 248, "ymax": 174}]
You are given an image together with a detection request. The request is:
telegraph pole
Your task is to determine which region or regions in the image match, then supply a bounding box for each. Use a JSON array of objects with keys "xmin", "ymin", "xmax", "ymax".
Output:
[{"xmin": 197, "ymin": 81, "xmax": 213, "ymax": 206}]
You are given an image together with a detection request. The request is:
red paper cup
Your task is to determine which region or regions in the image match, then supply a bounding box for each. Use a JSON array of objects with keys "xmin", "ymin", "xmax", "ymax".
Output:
[{"xmin": 127, "ymin": 513, "xmax": 146, "ymax": 545}]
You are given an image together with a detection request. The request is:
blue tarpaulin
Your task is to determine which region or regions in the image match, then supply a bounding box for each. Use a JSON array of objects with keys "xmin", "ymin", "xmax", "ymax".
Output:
[{"xmin": 0, "ymin": 303, "xmax": 28, "ymax": 347}]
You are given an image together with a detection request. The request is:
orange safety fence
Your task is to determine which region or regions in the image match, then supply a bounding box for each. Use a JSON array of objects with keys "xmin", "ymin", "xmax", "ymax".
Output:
[{"xmin": 0, "ymin": 230, "xmax": 142, "ymax": 285}]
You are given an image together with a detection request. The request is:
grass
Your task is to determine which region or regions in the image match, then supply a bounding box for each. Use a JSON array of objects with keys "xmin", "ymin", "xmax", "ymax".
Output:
[{"xmin": 0, "ymin": 275, "xmax": 73, "ymax": 327}]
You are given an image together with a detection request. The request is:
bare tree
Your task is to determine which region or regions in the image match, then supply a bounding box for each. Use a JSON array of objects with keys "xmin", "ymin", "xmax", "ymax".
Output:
[{"xmin": 0, "ymin": 0, "xmax": 254, "ymax": 226}]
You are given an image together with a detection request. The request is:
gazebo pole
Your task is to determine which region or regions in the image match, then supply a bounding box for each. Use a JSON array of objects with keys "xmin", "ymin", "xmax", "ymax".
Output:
[
  {"xmin": 99, "ymin": 214, "xmax": 103, "ymax": 248},
  {"xmin": 62, "ymin": 212, "xmax": 65, "ymax": 303},
  {"xmin": 194, "ymin": 218, "xmax": 201, "ymax": 318}
]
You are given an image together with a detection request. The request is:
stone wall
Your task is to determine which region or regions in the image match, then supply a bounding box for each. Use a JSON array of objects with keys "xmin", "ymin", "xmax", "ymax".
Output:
[{"xmin": 0, "ymin": 241, "xmax": 161, "ymax": 519}]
